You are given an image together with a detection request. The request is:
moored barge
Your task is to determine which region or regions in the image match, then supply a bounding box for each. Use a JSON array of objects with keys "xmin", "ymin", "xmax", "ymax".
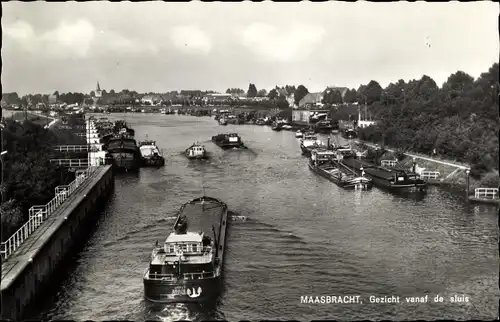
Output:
[
  {"xmin": 139, "ymin": 140, "xmax": 165, "ymax": 166},
  {"xmin": 309, "ymin": 149, "xmax": 372, "ymax": 190},
  {"xmin": 300, "ymin": 132, "xmax": 325, "ymax": 156},
  {"xmin": 107, "ymin": 135, "xmax": 141, "ymax": 171},
  {"xmin": 340, "ymin": 157, "xmax": 427, "ymax": 191},
  {"xmin": 143, "ymin": 196, "xmax": 229, "ymax": 303},
  {"xmin": 211, "ymin": 133, "xmax": 246, "ymax": 149}
]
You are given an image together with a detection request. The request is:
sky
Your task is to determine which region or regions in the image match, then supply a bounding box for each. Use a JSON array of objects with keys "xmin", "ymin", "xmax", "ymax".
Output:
[{"xmin": 2, "ymin": 1, "xmax": 498, "ymax": 96}]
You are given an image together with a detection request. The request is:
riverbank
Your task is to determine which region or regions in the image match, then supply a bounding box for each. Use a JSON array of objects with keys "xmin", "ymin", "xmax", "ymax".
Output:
[{"xmin": 354, "ymin": 139, "xmax": 499, "ymax": 195}]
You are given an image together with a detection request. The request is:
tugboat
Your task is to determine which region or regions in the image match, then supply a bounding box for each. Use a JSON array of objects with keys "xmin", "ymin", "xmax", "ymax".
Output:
[
  {"xmin": 107, "ymin": 134, "xmax": 141, "ymax": 171},
  {"xmin": 309, "ymin": 149, "xmax": 372, "ymax": 190},
  {"xmin": 143, "ymin": 196, "xmax": 229, "ymax": 303},
  {"xmin": 211, "ymin": 133, "xmax": 246, "ymax": 149},
  {"xmin": 139, "ymin": 139, "xmax": 165, "ymax": 166},
  {"xmin": 185, "ymin": 142, "xmax": 208, "ymax": 160},
  {"xmin": 340, "ymin": 157, "xmax": 427, "ymax": 192},
  {"xmin": 300, "ymin": 132, "xmax": 325, "ymax": 156}
]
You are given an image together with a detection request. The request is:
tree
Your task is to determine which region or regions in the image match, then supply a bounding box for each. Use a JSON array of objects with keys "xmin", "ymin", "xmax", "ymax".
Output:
[
  {"xmin": 294, "ymin": 85, "xmax": 309, "ymax": 105},
  {"xmin": 343, "ymin": 89, "xmax": 357, "ymax": 103},
  {"xmin": 247, "ymin": 84, "xmax": 258, "ymax": 98},
  {"xmin": 268, "ymin": 89, "xmax": 278, "ymax": 100},
  {"xmin": 109, "ymin": 89, "xmax": 116, "ymax": 95},
  {"xmin": 257, "ymin": 89, "xmax": 267, "ymax": 97},
  {"xmin": 364, "ymin": 80, "xmax": 383, "ymax": 105}
]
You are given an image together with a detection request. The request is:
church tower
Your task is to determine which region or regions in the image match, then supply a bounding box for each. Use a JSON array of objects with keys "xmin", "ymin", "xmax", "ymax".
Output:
[{"xmin": 95, "ymin": 81, "xmax": 102, "ymax": 98}]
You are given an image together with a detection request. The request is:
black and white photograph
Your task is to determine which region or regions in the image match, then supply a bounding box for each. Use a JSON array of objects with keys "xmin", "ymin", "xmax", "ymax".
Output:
[{"xmin": 1, "ymin": 1, "xmax": 498, "ymax": 321}]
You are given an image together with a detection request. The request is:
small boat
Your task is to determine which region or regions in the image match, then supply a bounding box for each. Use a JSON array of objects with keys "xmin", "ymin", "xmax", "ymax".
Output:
[
  {"xmin": 211, "ymin": 133, "xmax": 246, "ymax": 149},
  {"xmin": 295, "ymin": 130, "xmax": 303, "ymax": 138},
  {"xmin": 342, "ymin": 128, "xmax": 357, "ymax": 139},
  {"xmin": 218, "ymin": 118, "xmax": 228, "ymax": 126},
  {"xmin": 143, "ymin": 196, "xmax": 229, "ymax": 303},
  {"xmin": 314, "ymin": 120, "xmax": 334, "ymax": 134},
  {"xmin": 185, "ymin": 142, "xmax": 208, "ymax": 160},
  {"xmin": 271, "ymin": 122, "xmax": 282, "ymax": 131},
  {"xmin": 309, "ymin": 149, "xmax": 372, "ymax": 190},
  {"xmin": 139, "ymin": 140, "xmax": 165, "ymax": 166}
]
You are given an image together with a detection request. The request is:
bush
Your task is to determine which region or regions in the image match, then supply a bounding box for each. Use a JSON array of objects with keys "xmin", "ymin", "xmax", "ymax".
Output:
[
  {"xmin": 478, "ymin": 171, "xmax": 499, "ymax": 188},
  {"xmin": 0, "ymin": 200, "xmax": 24, "ymax": 240}
]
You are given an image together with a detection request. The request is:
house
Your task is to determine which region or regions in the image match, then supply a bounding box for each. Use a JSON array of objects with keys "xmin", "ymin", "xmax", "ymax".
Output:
[
  {"xmin": 141, "ymin": 95, "xmax": 163, "ymax": 106},
  {"xmin": 298, "ymin": 92, "xmax": 323, "ymax": 109},
  {"xmin": 48, "ymin": 94, "xmax": 58, "ymax": 105},
  {"xmin": 325, "ymin": 86, "xmax": 349, "ymax": 99},
  {"xmin": 292, "ymin": 109, "xmax": 328, "ymax": 125},
  {"xmin": 202, "ymin": 93, "xmax": 232, "ymax": 104}
]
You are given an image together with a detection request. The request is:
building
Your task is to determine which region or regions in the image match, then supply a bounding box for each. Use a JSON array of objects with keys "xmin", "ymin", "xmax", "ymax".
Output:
[
  {"xmin": 298, "ymin": 92, "xmax": 323, "ymax": 109},
  {"xmin": 325, "ymin": 86, "xmax": 349, "ymax": 100},
  {"xmin": 357, "ymin": 106, "xmax": 376, "ymax": 128},
  {"xmin": 292, "ymin": 109, "xmax": 328, "ymax": 125},
  {"xmin": 202, "ymin": 93, "xmax": 232, "ymax": 104},
  {"xmin": 95, "ymin": 82, "xmax": 102, "ymax": 98},
  {"xmin": 48, "ymin": 94, "xmax": 58, "ymax": 105},
  {"xmin": 141, "ymin": 94, "xmax": 163, "ymax": 106}
]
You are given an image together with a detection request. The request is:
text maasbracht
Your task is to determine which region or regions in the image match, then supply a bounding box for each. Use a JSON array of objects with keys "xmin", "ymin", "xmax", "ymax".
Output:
[{"xmin": 300, "ymin": 295, "xmax": 361, "ymax": 304}]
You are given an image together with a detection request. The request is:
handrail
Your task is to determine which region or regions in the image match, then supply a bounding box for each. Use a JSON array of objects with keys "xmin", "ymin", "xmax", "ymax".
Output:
[
  {"xmin": 474, "ymin": 188, "xmax": 498, "ymax": 199},
  {"xmin": 420, "ymin": 171, "xmax": 440, "ymax": 179},
  {"xmin": 54, "ymin": 145, "xmax": 89, "ymax": 152},
  {"xmin": 49, "ymin": 159, "xmax": 89, "ymax": 167},
  {"xmin": 0, "ymin": 166, "xmax": 97, "ymax": 260},
  {"xmin": 381, "ymin": 159, "xmax": 398, "ymax": 167}
]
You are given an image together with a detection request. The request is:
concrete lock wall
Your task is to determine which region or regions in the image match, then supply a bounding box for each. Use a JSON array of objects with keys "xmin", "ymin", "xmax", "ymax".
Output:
[{"xmin": 1, "ymin": 165, "xmax": 114, "ymax": 320}]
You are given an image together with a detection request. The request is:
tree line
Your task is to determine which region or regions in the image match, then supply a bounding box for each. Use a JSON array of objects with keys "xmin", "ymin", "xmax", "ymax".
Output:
[
  {"xmin": 356, "ymin": 63, "xmax": 498, "ymax": 179},
  {"xmin": 0, "ymin": 116, "xmax": 86, "ymax": 239}
]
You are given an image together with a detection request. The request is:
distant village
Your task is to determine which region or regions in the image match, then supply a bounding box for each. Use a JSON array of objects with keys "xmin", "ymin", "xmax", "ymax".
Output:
[{"xmin": 2, "ymin": 81, "xmax": 375, "ymax": 127}]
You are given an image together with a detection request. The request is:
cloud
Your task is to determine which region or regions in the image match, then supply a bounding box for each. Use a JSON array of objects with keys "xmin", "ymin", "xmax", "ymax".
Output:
[
  {"xmin": 241, "ymin": 23, "xmax": 325, "ymax": 62},
  {"xmin": 3, "ymin": 19, "xmax": 158, "ymax": 58},
  {"xmin": 169, "ymin": 25, "xmax": 212, "ymax": 55}
]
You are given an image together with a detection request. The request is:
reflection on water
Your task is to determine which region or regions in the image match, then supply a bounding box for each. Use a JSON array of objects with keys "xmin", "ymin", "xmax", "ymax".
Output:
[{"xmin": 32, "ymin": 114, "xmax": 499, "ymax": 321}]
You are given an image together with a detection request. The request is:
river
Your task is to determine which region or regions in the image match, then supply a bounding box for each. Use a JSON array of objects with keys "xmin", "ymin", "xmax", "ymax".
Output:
[{"xmin": 33, "ymin": 113, "xmax": 498, "ymax": 321}]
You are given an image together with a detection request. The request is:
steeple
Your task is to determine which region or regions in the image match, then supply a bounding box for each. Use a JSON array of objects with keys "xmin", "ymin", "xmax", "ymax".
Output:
[{"xmin": 96, "ymin": 81, "xmax": 101, "ymax": 91}]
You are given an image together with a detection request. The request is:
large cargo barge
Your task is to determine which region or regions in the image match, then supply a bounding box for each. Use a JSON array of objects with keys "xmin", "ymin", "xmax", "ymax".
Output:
[
  {"xmin": 340, "ymin": 157, "xmax": 426, "ymax": 191},
  {"xmin": 107, "ymin": 135, "xmax": 141, "ymax": 171},
  {"xmin": 309, "ymin": 149, "xmax": 372, "ymax": 190},
  {"xmin": 143, "ymin": 196, "xmax": 229, "ymax": 303}
]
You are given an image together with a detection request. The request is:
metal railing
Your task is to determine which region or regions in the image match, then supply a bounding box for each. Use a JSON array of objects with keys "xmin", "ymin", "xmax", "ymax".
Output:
[
  {"xmin": 54, "ymin": 145, "xmax": 89, "ymax": 152},
  {"xmin": 420, "ymin": 171, "xmax": 440, "ymax": 180},
  {"xmin": 0, "ymin": 167, "xmax": 97, "ymax": 260},
  {"xmin": 145, "ymin": 271, "xmax": 215, "ymax": 281},
  {"xmin": 381, "ymin": 160, "xmax": 398, "ymax": 167},
  {"xmin": 50, "ymin": 158, "xmax": 89, "ymax": 167},
  {"xmin": 474, "ymin": 188, "xmax": 499, "ymax": 199}
]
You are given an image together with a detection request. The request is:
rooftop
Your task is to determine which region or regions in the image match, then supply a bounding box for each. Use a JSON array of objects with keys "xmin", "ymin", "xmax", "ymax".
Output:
[{"xmin": 165, "ymin": 231, "xmax": 203, "ymax": 243}]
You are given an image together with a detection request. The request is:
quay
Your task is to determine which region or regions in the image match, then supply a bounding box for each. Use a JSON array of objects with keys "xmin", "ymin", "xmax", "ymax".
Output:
[{"xmin": 0, "ymin": 117, "xmax": 115, "ymax": 321}]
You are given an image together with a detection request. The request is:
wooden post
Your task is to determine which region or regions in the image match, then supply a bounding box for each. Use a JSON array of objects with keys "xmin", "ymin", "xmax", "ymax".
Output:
[
  {"xmin": 466, "ymin": 169, "xmax": 470, "ymax": 201},
  {"xmin": 412, "ymin": 157, "xmax": 416, "ymax": 173}
]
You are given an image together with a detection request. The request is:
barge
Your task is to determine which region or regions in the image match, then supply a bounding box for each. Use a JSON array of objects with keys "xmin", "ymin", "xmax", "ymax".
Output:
[
  {"xmin": 309, "ymin": 149, "xmax": 372, "ymax": 190},
  {"xmin": 340, "ymin": 157, "xmax": 427, "ymax": 192},
  {"xmin": 185, "ymin": 142, "xmax": 208, "ymax": 160},
  {"xmin": 139, "ymin": 140, "xmax": 165, "ymax": 166},
  {"xmin": 300, "ymin": 132, "xmax": 325, "ymax": 156},
  {"xmin": 107, "ymin": 135, "xmax": 141, "ymax": 171},
  {"xmin": 211, "ymin": 133, "xmax": 246, "ymax": 149},
  {"xmin": 143, "ymin": 196, "xmax": 229, "ymax": 303}
]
